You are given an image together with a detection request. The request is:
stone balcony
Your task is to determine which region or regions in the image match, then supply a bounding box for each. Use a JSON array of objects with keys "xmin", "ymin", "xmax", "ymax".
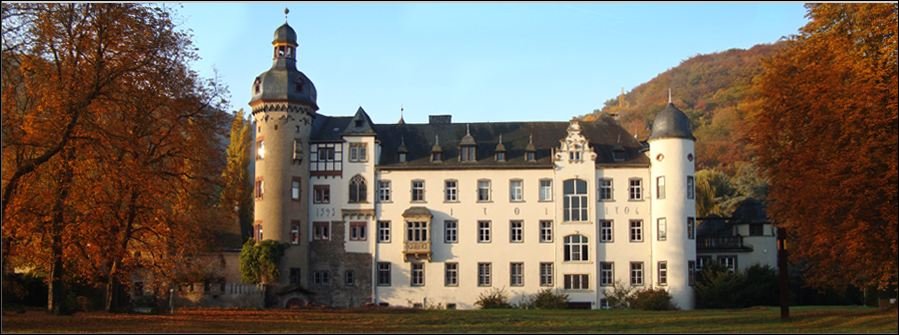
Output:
[{"xmin": 403, "ymin": 241, "xmax": 431, "ymax": 262}]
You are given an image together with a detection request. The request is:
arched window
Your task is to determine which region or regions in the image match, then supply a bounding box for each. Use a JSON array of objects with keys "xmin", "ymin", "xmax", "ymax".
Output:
[
  {"xmin": 349, "ymin": 175, "xmax": 367, "ymax": 203},
  {"xmin": 563, "ymin": 179, "xmax": 588, "ymax": 221},
  {"xmin": 564, "ymin": 235, "xmax": 588, "ymax": 261}
]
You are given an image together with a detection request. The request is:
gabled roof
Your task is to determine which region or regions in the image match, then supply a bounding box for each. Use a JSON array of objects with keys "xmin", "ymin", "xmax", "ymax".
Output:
[{"xmin": 342, "ymin": 107, "xmax": 377, "ymax": 136}]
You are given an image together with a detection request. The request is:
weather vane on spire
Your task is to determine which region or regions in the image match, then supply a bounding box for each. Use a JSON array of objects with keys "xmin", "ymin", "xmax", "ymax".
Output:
[{"xmin": 284, "ymin": 7, "xmax": 290, "ymax": 22}]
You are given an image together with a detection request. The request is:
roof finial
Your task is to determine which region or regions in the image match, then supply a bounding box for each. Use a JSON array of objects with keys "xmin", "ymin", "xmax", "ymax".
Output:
[
  {"xmin": 284, "ymin": 7, "xmax": 290, "ymax": 23},
  {"xmin": 529, "ymin": 133, "xmax": 533, "ymax": 144},
  {"xmin": 668, "ymin": 88, "xmax": 672, "ymax": 104},
  {"xmin": 466, "ymin": 123, "xmax": 471, "ymax": 135},
  {"xmin": 498, "ymin": 133, "xmax": 503, "ymax": 144},
  {"xmin": 398, "ymin": 104, "xmax": 405, "ymax": 125},
  {"xmin": 435, "ymin": 134, "xmax": 439, "ymax": 145}
]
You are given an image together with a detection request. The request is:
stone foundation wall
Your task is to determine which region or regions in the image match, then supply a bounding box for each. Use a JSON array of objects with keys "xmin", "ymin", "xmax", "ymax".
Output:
[{"xmin": 308, "ymin": 220, "xmax": 372, "ymax": 307}]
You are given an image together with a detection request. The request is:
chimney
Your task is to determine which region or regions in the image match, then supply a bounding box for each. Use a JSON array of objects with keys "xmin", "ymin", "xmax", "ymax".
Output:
[{"xmin": 429, "ymin": 115, "xmax": 452, "ymax": 124}]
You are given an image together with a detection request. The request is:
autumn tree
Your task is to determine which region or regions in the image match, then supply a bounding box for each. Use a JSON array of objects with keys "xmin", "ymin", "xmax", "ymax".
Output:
[
  {"xmin": 748, "ymin": 3, "xmax": 898, "ymax": 290},
  {"xmin": 220, "ymin": 109, "xmax": 254, "ymax": 241},
  {"xmin": 2, "ymin": 3, "xmax": 229, "ymax": 313}
]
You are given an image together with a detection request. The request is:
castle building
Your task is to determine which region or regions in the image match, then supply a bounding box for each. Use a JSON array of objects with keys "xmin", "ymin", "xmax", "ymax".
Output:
[{"xmin": 249, "ymin": 21, "xmax": 697, "ymax": 310}]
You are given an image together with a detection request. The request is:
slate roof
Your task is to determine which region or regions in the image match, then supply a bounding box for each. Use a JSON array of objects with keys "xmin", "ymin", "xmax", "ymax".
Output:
[
  {"xmin": 649, "ymin": 103, "xmax": 694, "ymax": 140},
  {"xmin": 309, "ymin": 112, "xmax": 649, "ymax": 169}
]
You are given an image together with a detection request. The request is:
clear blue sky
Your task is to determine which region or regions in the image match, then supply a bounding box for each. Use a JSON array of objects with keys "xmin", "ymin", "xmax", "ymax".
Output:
[{"xmin": 174, "ymin": 2, "xmax": 808, "ymax": 123}]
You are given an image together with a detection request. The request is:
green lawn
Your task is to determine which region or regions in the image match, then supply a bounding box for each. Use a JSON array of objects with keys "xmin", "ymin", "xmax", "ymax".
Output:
[{"xmin": 2, "ymin": 306, "xmax": 895, "ymax": 333}]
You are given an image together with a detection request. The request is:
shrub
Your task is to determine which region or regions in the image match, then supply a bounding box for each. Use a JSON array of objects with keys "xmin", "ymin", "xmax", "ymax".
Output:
[
  {"xmin": 630, "ymin": 287, "xmax": 676, "ymax": 310},
  {"xmin": 694, "ymin": 263, "xmax": 778, "ymax": 308},
  {"xmin": 475, "ymin": 287, "xmax": 512, "ymax": 309},
  {"xmin": 529, "ymin": 288, "xmax": 569, "ymax": 309},
  {"xmin": 239, "ymin": 239, "xmax": 287, "ymax": 284},
  {"xmin": 603, "ymin": 280, "xmax": 635, "ymax": 309}
]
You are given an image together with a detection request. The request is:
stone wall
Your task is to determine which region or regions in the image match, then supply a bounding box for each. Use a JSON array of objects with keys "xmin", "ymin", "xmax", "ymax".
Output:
[{"xmin": 308, "ymin": 220, "xmax": 372, "ymax": 307}]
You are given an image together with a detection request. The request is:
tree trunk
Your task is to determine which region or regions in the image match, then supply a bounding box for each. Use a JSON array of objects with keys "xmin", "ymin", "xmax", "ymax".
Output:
[
  {"xmin": 104, "ymin": 259, "xmax": 121, "ymax": 312},
  {"xmin": 47, "ymin": 150, "xmax": 74, "ymax": 315}
]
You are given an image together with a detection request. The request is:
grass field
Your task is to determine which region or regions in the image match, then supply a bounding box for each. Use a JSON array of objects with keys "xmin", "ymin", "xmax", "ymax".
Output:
[{"xmin": 2, "ymin": 305, "xmax": 896, "ymax": 333}]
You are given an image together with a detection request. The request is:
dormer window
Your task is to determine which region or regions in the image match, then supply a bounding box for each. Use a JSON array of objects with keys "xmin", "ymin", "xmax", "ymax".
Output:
[
  {"xmin": 254, "ymin": 78, "xmax": 261, "ymax": 94},
  {"xmin": 460, "ymin": 146, "xmax": 476, "ymax": 162},
  {"xmin": 526, "ymin": 151, "xmax": 536, "ymax": 162},
  {"xmin": 431, "ymin": 151, "xmax": 442, "ymax": 162},
  {"xmin": 399, "ymin": 152, "xmax": 407, "ymax": 163},
  {"xmin": 612, "ymin": 148, "xmax": 626, "ymax": 162},
  {"xmin": 569, "ymin": 145, "xmax": 582, "ymax": 162},
  {"xmin": 496, "ymin": 151, "xmax": 505, "ymax": 161}
]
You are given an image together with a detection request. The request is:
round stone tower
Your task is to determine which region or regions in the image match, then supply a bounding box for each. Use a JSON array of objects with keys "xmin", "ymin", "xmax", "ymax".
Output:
[
  {"xmin": 648, "ymin": 102, "xmax": 696, "ymax": 310},
  {"xmin": 250, "ymin": 16, "xmax": 318, "ymax": 287}
]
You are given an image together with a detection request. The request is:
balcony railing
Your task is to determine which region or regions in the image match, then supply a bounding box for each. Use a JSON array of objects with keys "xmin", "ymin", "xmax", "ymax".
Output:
[
  {"xmin": 403, "ymin": 241, "xmax": 431, "ymax": 261},
  {"xmin": 697, "ymin": 236, "xmax": 753, "ymax": 251}
]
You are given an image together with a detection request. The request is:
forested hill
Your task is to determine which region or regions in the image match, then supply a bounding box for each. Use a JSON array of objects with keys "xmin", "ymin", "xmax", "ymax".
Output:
[{"xmin": 583, "ymin": 42, "xmax": 785, "ymax": 171}]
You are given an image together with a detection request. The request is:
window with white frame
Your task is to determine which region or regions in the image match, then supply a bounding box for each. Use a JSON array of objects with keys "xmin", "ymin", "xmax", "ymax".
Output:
[
  {"xmin": 539, "ymin": 179, "xmax": 553, "ymax": 201},
  {"xmin": 444, "ymin": 180, "xmax": 458, "ymax": 202},
  {"xmin": 658, "ymin": 261, "xmax": 668, "ymax": 286},
  {"xmin": 310, "ymin": 143, "xmax": 342, "ymax": 172},
  {"xmin": 255, "ymin": 178, "xmax": 264, "ymax": 199},
  {"xmin": 629, "ymin": 220, "xmax": 643, "ymax": 242},
  {"xmin": 313, "ymin": 185, "xmax": 330, "ymax": 204},
  {"xmin": 539, "ymin": 220, "xmax": 553, "ymax": 243},
  {"xmin": 656, "ymin": 176, "xmax": 666, "ymax": 199},
  {"xmin": 254, "ymin": 222, "xmax": 263, "ymax": 241},
  {"xmin": 256, "ymin": 137, "xmax": 265, "ymax": 160},
  {"xmin": 378, "ymin": 221, "xmax": 390, "ymax": 243},
  {"xmin": 350, "ymin": 222, "xmax": 366, "ymax": 241},
  {"xmin": 444, "ymin": 220, "xmax": 457, "ymax": 243},
  {"xmin": 510, "ymin": 263, "xmax": 524, "ymax": 287},
  {"xmin": 657, "ymin": 218, "xmax": 667, "ymax": 241},
  {"xmin": 406, "ymin": 221, "xmax": 428, "ymax": 242},
  {"xmin": 445, "ymin": 262, "xmax": 458, "ymax": 287},
  {"xmin": 540, "ymin": 262, "xmax": 553, "ymax": 286},
  {"xmin": 599, "ymin": 178, "xmax": 613, "ymax": 201},
  {"xmin": 477, "ymin": 179, "xmax": 491, "ymax": 202},
  {"xmin": 378, "ymin": 180, "xmax": 391, "ymax": 202},
  {"xmin": 478, "ymin": 262, "xmax": 491, "ymax": 287},
  {"xmin": 411, "ymin": 263, "xmax": 425, "ymax": 286},
  {"xmin": 687, "ymin": 217, "xmax": 695, "ymax": 240},
  {"xmin": 563, "ymin": 235, "xmax": 589, "ymax": 262},
  {"xmin": 349, "ymin": 142, "xmax": 367, "ymax": 162},
  {"xmin": 291, "ymin": 221, "xmax": 300, "ymax": 245},
  {"xmin": 600, "ymin": 262, "xmax": 614, "ymax": 286},
  {"xmin": 478, "ymin": 220, "xmax": 491, "ymax": 243},
  {"xmin": 313, "ymin": 222, "xmax": 330, "ymax": 240},
  {"xmin": 630, "ymin": 262, "xmax": 644, "ymax": 286},
  {"xmin": 688, "ymin": 261, "xmax": 696, "ymax": 286},
  {"xmin": 718, "ymin": 255, "xmax": 737, "ymax": 273},
  {"xmin": 564, "ymin": 274, "xmax": 589, "ymax": 290},
  {"xmin": 629, "ymin": 178, "xmax": 643, "ymax": 200},
  {"xmin": 510, "ymin": 220, "xmax": 523, "ymax": 243},
  {"xmin": 563, "ymin": 179, "xmax": 588, "ymax": 221},
  {"xmin": 510, "ymin": 179, "xmax": 523, "ymax": 202},
  {"xmin": 291, "ymin": 177, "xmax": 301, "ymax": 201},
  {"xmin": 411, "ymin": 180, "xmax": 425, "ymax": 202},
  {"xmin": 600, "ymin": 220, "xmax": 613, "ymax": 242},
  {"xmin": 377, "ymin": 262, "xmax": 391, "ymax": 286},
  {"xmin": 687, "ymin": 176, "xmax": 695, "ymax": 199}
]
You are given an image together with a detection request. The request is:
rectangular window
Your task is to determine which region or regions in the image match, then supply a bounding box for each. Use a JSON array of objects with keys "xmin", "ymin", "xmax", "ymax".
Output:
[
  {"xmin": 478, "ymin": 220, "xmax": 491, "ymax": 243},
  {"xmin": 629, "ymin": 178, "xmax": 643, "ymax": 200},
  {"xmin": 349, "ymin": 142, "xmax": 367, "ymax": 162},
  {"xmin": 444, "ymin": 220, "xmax": 458, "ymax": 243},
  {"xmin": 658, "ymin": 261, "xmax": 668, "ymax": 286},
  {"xmin": 406, "ymin": 221, "xmax": 428, "ymax": 242},
  {"xmin": 749, "ymin": 223, "xmax": 763, "ymax": 236},
  {"xmin": 255, "ymin": 177, "xmax": 264, "ymax": 199},
  {"xmin": 291, "ymin": 177, "xmax": 301, "ymax": 201},
  {"xmin": 411, "ymin": 263, "xmax": 425, "ymax": 287},
  {"xmin": 526, "ymin": 151, "xmax": 536, "ymax": 162},
  {"xmin": 509, "ymin": 220, "xmax": 523, "ymax": 243},
  {"xmin": 411, "ymin": 180, "xmax": 425, "ymax": 202},
  {"xmin": 477, "ymin": 180, "xmax": 491, "ymax": 202},
  {"xmin": 313, "ymin": 222, "xmax": 330, "ymax": 240},
  {"xmin": 377, "ymin": 262, "xmax": 391, "ymax": 286},
  {"xmin": 290, "ymin": 221, "xmax": 300, "ymax": 245},
  {"xmin": 656, "ymin": 176, "xmax": 665, "ymax": 199},
  {"xmin": 256, "ymin": 137, "xmax": 265, "ymax": 160},
  {"xmin": 313, "ymin": 185, "xmax": 330, "ymax": 204},
  {"xmin": 345, "ymin": 270, "xmax": 355, "ymax": 287},
  {"xmin": 564, "ymin": 274, "xmax": 589, "ymax": 290},
  {"xmin": 630, "ymin": 220, "xmax": 643, "ymax": 242},
  {"xmin": 313, "ymin": 271, "xmax": 330, "ymax": 286},
  {"xmin": 510, "ymin": 263, "xmax": 524, "ymax": 287},
  {"xmin": 478, "ymin": 262, "xmax": 492, "ymax": 287},
  {"xmin": 688, "ymin": 260, "xmax": 696, "ymax": 286},
  {"xmin": 600, "ymin": 220, "xmax": 614, "ymax": 242},
  {"xmin": 539, "ymin": 262, "xmax": 553, "ymax": 287},
  {"xmin": 600, "ymin": 262, "xmax": 614, "ymax": 286},
  {"xmin": 444, "ymin": 180, "xmax": 458, "ymax": 202},
  {"xmin": 510, "ymin": 180, "xmax": 523, "ymax": 202},
  {"xmin": 378, "ymin": 180, "xmax": 391, "ymax": 202},
  {"xmin": 539, "ymin": 220, "xmax": 553, "ymax": 243},
  {"xmin": 378, "ymin": 221, "xmax": 390, "ymax": 243},
  {"xmin": 445, "ymin": 262, "xmax": 458, "ymax": 287},
  {"xmin": 630, "ymin": 262, "xmax": 644, "ymax": 286},
  {"xmin": 254, "ymin": 221, "xmax": 263, "ymax": 241},
  {"xmin": 687, "ymin": 176, "xmax": 695, "ymax": 200},
  {"xmin": 687, "ymin": 217, "xmax": 695, "ymax": 240},
  {"xmin": 657, "ymin": 218, "xmax": 667, "ymax": 241},
  {"xmin": 563, "ymin": 179, "xmax": 588, "ymax": 221},
  {"xmin": 350, "ymin": 222, "xmax": 366, "ymax": 241},
  {"xmin": 718, "ymin": 255, "xmax": 737, "ymax": 273},
  {"xmin": 310, "ymin": 143, "xmax": 343, "ymax": 173},
  {"xmin": 697, "ymin": 256, "xmax": 713, "ymax": 270},
  {"xmin": 599, "ymin": 178, "xmax": 613, "ymax": 201},
  {"xmin": 539, "ymin": 179, "xmax": 553, "ymax": 202},
  {"xmin": 289, "ymin": 268, "xmax": 301, "ymax": 285}
]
